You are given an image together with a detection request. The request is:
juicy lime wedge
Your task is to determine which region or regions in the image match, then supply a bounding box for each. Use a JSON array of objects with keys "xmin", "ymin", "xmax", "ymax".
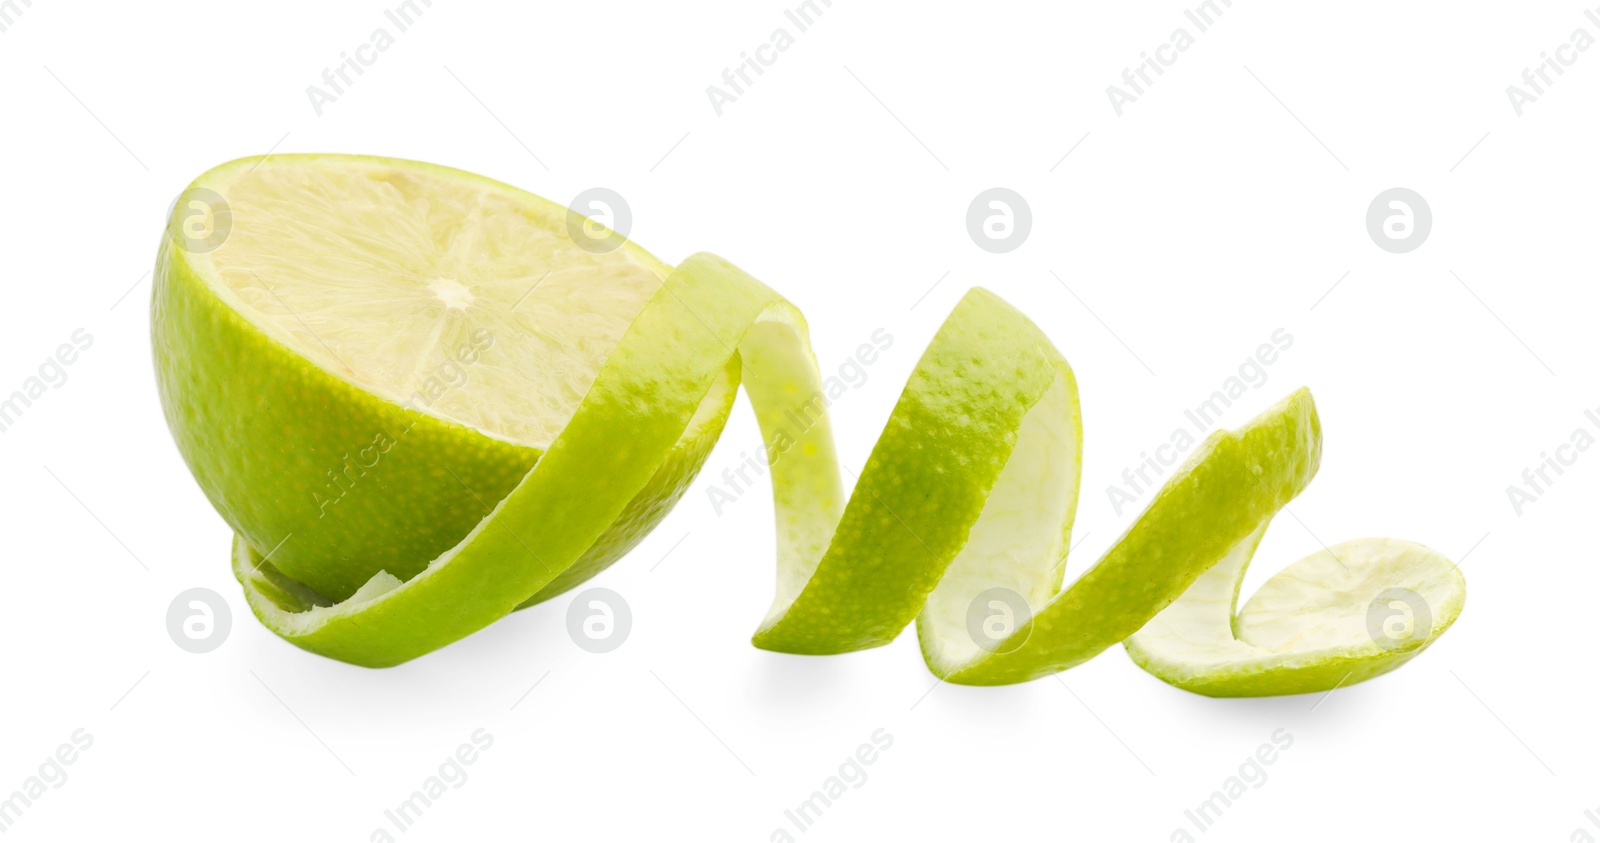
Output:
[{"xmin": 155, "ymin": 155, "xmax": 1464, "ymax": 694}]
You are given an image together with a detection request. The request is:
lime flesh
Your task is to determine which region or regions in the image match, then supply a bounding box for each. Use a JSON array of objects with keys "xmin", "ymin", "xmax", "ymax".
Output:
[{"xmin": 200, "ymin": 158, "xmax": 667, "ymax": 446}]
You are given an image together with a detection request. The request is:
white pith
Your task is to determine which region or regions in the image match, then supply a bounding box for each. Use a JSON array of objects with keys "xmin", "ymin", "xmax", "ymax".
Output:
[{"xmin": 918, "ymin": 377, "xmax": 1080, "ymax": 673}]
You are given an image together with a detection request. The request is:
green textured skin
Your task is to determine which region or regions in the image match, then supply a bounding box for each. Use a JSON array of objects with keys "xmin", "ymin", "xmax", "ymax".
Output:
[
  {"xmin": 947, "ymin": 391, "xmax": 1322, "ymax": 685},
  {"xmin": 1141, "ymin": 647, "xmax": 1426, "ymax": 698},
  {"xmin": 752, "ymin": 290, "xmax": 1067, "ymax": 654}
]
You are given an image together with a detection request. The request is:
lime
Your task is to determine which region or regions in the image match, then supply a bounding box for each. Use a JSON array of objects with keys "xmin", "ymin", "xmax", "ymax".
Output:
[
  {"xmin": 155, "ymin": 155, "xmax": 736, "ymax": 617},
  {"xmin": 154, "ymin": 155, "xmax": 1464, "ymax": 691}
]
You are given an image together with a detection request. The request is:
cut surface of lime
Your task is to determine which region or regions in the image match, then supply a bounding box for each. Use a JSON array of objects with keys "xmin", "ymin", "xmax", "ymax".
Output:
[
  {"xmin": 195, "ymin": 156, "xmax": 669, "ymax": 447},
  {"xmin": 155, "ymin": 155, "xmax": 1464, "ymax": 693}
]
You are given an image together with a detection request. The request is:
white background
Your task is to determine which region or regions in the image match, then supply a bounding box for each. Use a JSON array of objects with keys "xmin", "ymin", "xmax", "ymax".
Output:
[{"xmin": 0, "ymin": 0, "xmax": 1592, "ymax": 840}]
